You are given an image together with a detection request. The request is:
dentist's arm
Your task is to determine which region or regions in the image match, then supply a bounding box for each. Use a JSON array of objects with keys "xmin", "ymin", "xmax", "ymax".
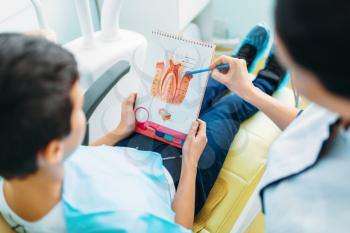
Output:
[
  {"xmin": 91, "ymin": 93, "xmax": 136, "ymax": 146},
  {"xmin": 172, "ymin": 120, "xmax": 207, "ymax": 229},
  {"xmin": 210, "ymin": 56, "xmax": 299, "ymax": 130}
]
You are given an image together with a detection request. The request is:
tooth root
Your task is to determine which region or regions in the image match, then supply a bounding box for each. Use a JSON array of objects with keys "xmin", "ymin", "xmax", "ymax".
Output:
[{"xmin": 151, "ymin": 62, "xmax": 165, "ymax": 96}]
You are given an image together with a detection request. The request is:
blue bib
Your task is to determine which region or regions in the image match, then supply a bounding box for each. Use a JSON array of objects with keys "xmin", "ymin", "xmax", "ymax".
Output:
[{"xmin": 62, "ymin": 146, "xmax": 190, "ymax": 233}]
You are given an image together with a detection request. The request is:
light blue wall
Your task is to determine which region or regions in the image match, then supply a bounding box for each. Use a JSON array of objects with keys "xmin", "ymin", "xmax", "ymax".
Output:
[
  {"xmin": 39, "ymin": 0, "xmax": 101, "ymax": 44},
  {"xmin": 2, "ymin": 0, "xmax": 274, "ymax": 43},
  {"xmin": 0, "ymin": 0, "xmax": 100, "ymax": 44},
  {"xmin": 213, "ymin": 0, "xmax": 275, "ymax": 38}
]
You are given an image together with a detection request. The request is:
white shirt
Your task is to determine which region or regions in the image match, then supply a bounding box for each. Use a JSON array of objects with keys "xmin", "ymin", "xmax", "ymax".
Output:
[
  {"xmin": 260, "ymin": 103, "xmax": 350, "ymax": 233},
  {"xmin": 0, "ymin": 179, "xmax": 66, "ymax": 233}
]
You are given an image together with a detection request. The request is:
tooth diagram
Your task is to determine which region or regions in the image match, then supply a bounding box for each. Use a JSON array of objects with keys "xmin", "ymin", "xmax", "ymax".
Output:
[
  {"xmin": 151, "ymin": 59, "xmax": 194, "ymax": 105},
  {"xmin": 159, "ymin": 108, "xmax": 172, "ymax": 121}
]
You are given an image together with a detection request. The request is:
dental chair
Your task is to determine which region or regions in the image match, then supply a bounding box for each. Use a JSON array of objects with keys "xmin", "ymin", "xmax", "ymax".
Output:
[
  {"xmin": 193, "ymin": 89, "xmax": 294, "ymax": 233},
  {"xmin": 0, "ymin": 60, "xmax": 295, "ymax": 233}
]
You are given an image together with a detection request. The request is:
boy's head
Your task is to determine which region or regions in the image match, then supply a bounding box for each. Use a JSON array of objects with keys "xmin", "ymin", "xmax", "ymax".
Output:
[{"xmin": 0, "ymin": 33, "xmax": 86, "ymax": 179}]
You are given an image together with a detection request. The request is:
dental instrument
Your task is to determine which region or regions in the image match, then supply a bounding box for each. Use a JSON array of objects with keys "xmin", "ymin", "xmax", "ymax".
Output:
[{"xmin": 184, "ymin": 63, "xmax": 229, "ymax": 76}]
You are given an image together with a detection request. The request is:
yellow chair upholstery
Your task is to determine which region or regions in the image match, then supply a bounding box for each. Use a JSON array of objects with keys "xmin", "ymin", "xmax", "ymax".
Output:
[
  {"xmin": 0, "ymin": 215, "xmax": 14, "ymax": 233},
  {"xmin": 194, "ymin": 88, "xmax": 295, "ymax": 233},
  {"xmin": 0, "ymin": 88, "xmax": 295, "ymax": 233},
  {"xmin": 245, "ymin": 211, "xmax": 266, "ymax": 233}
]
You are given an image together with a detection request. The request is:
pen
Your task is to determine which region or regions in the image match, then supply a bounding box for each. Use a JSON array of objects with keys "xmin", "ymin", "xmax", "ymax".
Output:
[{"xmin": 184, "ymin": 64, "xmax": 229, "ymax": 76}]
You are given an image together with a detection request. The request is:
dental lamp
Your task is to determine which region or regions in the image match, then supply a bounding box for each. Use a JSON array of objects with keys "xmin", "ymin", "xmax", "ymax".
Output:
[
  {"xmin": 30, "ymin": 0, "xmax": 49, "ymax": 29},
  {"xmin": 73, "ymin": 0, "xmax": 95, "ymax": 48},
  {"xmin": 100, "ymin": 0, "xmax": 123, "ymax": 41},
  {"xmin": 64, "ymin": 0, "xmax": 147, "ymax": 142},
  {"xmin": 65, "ymin": 0, "xmax": 147, "ymax": 81}
]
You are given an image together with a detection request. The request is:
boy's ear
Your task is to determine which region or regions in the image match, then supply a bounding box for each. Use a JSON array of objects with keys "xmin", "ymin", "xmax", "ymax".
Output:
[{"xmin": 37, "ymin": 140, "xmax": 64, "ymax": 165}]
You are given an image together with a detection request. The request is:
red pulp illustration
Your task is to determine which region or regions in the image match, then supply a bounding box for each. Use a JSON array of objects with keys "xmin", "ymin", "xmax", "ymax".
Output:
[{"xmin": 151, "ymin": 59, "xmax": 194, "ymax": 105}]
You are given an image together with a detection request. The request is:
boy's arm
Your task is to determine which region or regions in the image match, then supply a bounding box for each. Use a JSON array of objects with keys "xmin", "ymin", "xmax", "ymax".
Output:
[
  {"xmin": 90, "ymin": 93, "xmax": 137, "ymax": 146},
  {"xmin": 90, "ymin": 128, "xmax": 129, "ymax": 146},
  {"xmin": 172, "ymin": 164, "xmax": 197, "ymax": 229},
  {"xmin": 172, "ymin": 120, "xmax": 207, "ymax": 229}
]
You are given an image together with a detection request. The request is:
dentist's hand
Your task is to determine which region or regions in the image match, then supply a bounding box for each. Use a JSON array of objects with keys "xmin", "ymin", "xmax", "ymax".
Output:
[
  {"xmin": 114, "ymin": 93, "xmax": 137, "ymax": 138},
  {"xmin": 182, "ymin": 120, "xmax": 207, "ymax": 171},
  {"xmin": 210, "ymin": 55, "xmax": 254, "ymax": 99}
]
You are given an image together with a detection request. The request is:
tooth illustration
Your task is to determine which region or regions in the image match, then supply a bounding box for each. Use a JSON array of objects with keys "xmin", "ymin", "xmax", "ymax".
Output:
[
  {"xmin": 151, "ymin": 59, "xmax": 194, "ymax": 105},
  {"xmin": 159, "ymin": 108, "xmax": 172, "ymax": 121},
  {"xmin": 151, "ymin": 62, "xmax": 164, "ymax": 96}
]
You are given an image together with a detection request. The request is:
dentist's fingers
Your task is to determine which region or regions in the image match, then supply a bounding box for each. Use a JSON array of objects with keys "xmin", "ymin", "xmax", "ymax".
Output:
[
  {"xmin": 209, "ymin": 55, "xmax": 233, "ymax": 69},
  {"xmin": 210, "ymin": 56, "xmax": 252, "ymax": 94},
  {"xmin": 210, "ymin": 56, "xmax": 247, "ymax": 72},
  {"xmin": 211, "ymin": 69, "xmax": 229, "ymax": 85},
  {"xmin": 239, "ymin": 59, "xmax": 247, "ymax": 67}
]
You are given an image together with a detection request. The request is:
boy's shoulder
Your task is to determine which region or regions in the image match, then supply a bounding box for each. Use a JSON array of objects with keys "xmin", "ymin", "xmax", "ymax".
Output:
[
  {"xmin": 65, "ymin": 145, "xmax": 162, "ymax": 169},
  {"xmin": 68, "ymin": 145, "xmax": 159, "ymax": 159},
  {"xmin": 65, "ymin": 145, "xmax": 123, "ymax": 166}
]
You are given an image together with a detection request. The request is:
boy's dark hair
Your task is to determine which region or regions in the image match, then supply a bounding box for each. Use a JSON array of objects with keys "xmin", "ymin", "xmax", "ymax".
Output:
[
  {"xmin": 0, "ymin": 34, "xmax": 78, "ymax": 179},
  {"xmin": 275, "ymin": 0, "xmax": 350, "ymax": 98}
]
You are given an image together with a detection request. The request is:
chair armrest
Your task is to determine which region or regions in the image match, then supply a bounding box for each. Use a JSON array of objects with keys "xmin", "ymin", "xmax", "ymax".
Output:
[{"xmin": 82, "ymin": 60, "xmax": 131, "ymax": 145}]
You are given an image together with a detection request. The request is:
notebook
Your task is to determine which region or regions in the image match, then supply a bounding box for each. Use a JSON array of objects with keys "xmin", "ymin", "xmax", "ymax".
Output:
[{"xmin": 134, "ymin": 30, "xmax": 216, "ymax": 148}]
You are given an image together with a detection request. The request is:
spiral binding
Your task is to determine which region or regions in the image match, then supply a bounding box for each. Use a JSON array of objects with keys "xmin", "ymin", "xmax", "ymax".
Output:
[{"xmin": 152, "ymin": 29, "xmax": 214, "ymax": 48}]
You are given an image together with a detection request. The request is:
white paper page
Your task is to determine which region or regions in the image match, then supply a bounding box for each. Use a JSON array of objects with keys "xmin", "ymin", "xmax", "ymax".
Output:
[{"xmin": 135, "ymin": 31, "xmax": 215, "ymax": 135}]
